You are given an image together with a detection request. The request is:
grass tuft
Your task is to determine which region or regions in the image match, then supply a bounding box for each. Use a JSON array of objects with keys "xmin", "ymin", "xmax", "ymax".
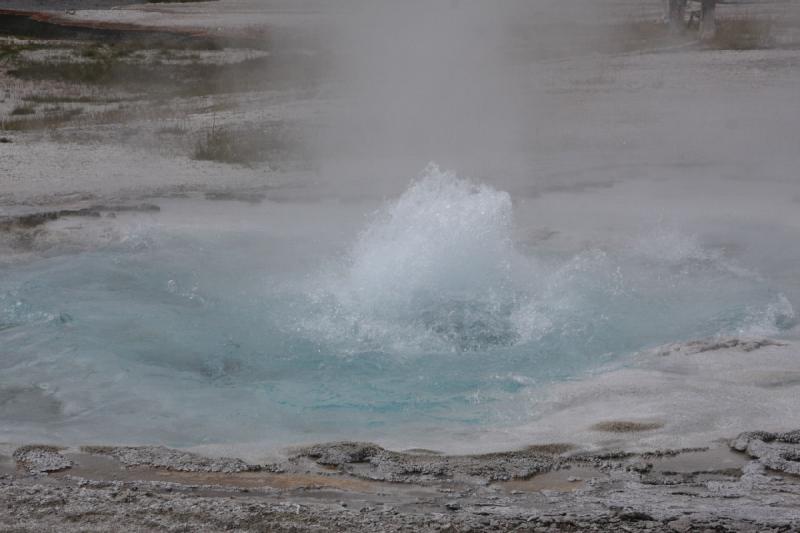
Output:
[
  {"xmin": 193, "ymin": 123, "xmax": 303, "ymax": 166},
  {"xmin": 3, "ymin": 108, "xmax": 82, "ymax": 131},
  {"xmin": 10, "ymin": 105, "xmax": 35, "ymax": 116},
  {"xmin": 193, "ymin": 127, "xmax": 248, "ymax": 165}
]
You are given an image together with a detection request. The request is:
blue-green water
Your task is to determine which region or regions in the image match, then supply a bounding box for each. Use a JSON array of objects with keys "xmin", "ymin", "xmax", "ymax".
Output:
[{"xmin": 0, "ymin": 167, "xmax": 794, "ymax": 447}]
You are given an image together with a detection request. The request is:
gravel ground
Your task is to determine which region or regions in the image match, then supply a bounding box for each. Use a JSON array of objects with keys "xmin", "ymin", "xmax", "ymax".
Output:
[{"xmin": 2, "ymin": 434, "xmax": 799, "ymax": 532}]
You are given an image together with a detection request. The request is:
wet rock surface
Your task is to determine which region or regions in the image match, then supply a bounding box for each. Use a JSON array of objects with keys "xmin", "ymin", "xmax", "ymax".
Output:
[
  {"xmin": 291, "ymin": 441, "xmax": 559, "ymax": 482},
  {"xmin": 1, "ymin": 438, "xmax": 799, "ymax": 531},
  {"xmin": 652, "ymin": 337, "xmax": 787, "ymax": 356},
  {"xmin": 0, "ymin": 203, "xmax": 160, "ymax": 231},
  {"xmin": 80, "ymin": 445, "xmax": 257, "ymax": 473},
  {"xmin": 731, "ymin": 430, "xmax": 800, "ymax": 475}
]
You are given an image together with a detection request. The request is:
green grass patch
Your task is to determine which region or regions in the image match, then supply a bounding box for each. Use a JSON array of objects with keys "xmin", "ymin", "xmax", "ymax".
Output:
[
  {"xmin": 0, "ymin": 41, "xmax": 44, "ymax": 64},
  {"xmin": 194, "ymin": 127, "xmax": 251, "ymax": 165},
  {"xmin": 3, "ymin": 108, "xmax": 83, "ymax": 131},
  {"xmin": 9, "ymin": 53, "xmax": 324, "ymax": 97},
  {"xmin": 10, "ymin": 105, "xmax": 35, "ymax": 116},
  {"xmin": 193, "ymin": 123, "xmax": 303, "ymax": 167}
]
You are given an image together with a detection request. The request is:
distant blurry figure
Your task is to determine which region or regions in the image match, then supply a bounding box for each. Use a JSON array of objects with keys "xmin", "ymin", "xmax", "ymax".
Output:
[
  {"xmin": 700, "ymin": 0, "xmax": 717, "ymax": 40},
  {"xmin": 665, "ymin": 0, "xmax": 716, "ymax": 39},
  {"xmin": 666, "ymin": 0, "xmax": 688, "ymax": 29}
]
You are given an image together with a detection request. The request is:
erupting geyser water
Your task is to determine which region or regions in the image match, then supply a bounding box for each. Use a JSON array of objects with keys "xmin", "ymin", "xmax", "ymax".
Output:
[
  {"xmin": 297, "ymin": 164, "xmax": 794, "ymax": 356},
  {"xmin": 301, "ymin": 164, "xmax": 530, "ymax": 352},
  {"xmin": 0, "ymin": 165, "xmax": 795, "ymax": 448}
]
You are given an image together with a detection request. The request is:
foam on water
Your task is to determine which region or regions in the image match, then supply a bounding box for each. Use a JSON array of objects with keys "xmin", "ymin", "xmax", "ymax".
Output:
[{"xmin": 0, "ymin": 165, "xmax": 795, "ymax": 448}]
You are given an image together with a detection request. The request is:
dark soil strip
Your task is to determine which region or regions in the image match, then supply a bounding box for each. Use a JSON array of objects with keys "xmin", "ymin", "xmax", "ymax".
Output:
[{"xmin": 0, "ymin": 9, "xmax": 259, "ymax": 49}]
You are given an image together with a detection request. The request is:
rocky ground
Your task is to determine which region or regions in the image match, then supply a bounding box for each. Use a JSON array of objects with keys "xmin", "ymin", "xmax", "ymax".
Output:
[{"xmin": 2, "ymin": 431, "xmax": 800, "ymax": 531}]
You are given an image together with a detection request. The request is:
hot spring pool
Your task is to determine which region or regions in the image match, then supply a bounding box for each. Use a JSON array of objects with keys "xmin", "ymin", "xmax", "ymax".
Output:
[{"xmin": 0, "ymin": 165, "xmax": 795, "ymax": 449}]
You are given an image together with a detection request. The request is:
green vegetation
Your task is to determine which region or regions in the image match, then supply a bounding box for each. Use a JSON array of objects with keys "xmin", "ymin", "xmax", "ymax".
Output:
[
  {"xmin": 0, "ymin": 41, "xmax": 43, "ymax": 65},
  {"xmin": 10, "ymin": 105, "xmax": 35, "ymax": 116},
  {"xmin": 3, "ymin": 108, "xmax": 83, "ymax": 131},
  {"xmin": 193, "ymin": 123, "xmax": 303, "ymax": 167},
  {"xmin": 0, "ymin": 36, "xmax": 314, "ymax": 164},
  {"xmin": 194, "ymin": 127, "xmax": 242, "ymax": 164},
  {"xmin": 22, "ymin": 94, "xmax": 120, "ymax": 104},
  {"xmin": 8, "ymin": 52, "xmax": 319, "ymax": 97}
]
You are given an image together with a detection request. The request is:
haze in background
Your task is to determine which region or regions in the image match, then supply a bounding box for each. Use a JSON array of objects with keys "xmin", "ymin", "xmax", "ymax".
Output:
[
  {"xmin": 299, "ymin": 0, "xmax": 798, "ymax": 200},
  {"xmin": 309, "ymin": 0, "xmax": 621, "ymax": 181}
]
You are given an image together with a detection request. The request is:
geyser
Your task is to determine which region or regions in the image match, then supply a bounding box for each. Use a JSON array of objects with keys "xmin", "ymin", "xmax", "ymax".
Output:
[
  {"xmin": 295, "ymin": 164, "xmax": 794, "ymax": 356},
  {"xmin": 300, "ymin": 164, "xmax": 528, "ymax": 352},
  {"xmin": 0, "ymin": 165, "xmax": 794, "ymax": 448}
]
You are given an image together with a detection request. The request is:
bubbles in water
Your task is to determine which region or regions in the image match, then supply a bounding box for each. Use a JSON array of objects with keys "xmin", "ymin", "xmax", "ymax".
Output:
[{"xmin": 296, "ymin": 165, "xmax": 795, "ymax": 355}]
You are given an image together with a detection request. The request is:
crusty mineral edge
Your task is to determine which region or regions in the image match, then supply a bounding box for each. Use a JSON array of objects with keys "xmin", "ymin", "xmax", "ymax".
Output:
[{"xmin": 2, "ymin": 431, "xmax": 799, "ymax": 532}]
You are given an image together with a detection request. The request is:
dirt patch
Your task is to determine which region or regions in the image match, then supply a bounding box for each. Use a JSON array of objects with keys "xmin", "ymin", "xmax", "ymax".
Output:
[
  {"xmin": 591, "ymin": 421, "xmax": 664, "ymax": 433},
  {"xmin": 522, "ymin": 443, "xmax": 575, "ymax": 455}
]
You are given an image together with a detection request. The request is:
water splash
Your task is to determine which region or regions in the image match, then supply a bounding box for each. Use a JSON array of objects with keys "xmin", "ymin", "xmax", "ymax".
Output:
[
  {"xmin": 297, "ymin": 165, "xmax": 795, "ymax": 355},
  {"xmin": 301, "ymin": 164, "xmax": 535, "ymax": 352},
  {"xmin": 0, "ymin": 166, "xmax": 795, "ymax": 447}
]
